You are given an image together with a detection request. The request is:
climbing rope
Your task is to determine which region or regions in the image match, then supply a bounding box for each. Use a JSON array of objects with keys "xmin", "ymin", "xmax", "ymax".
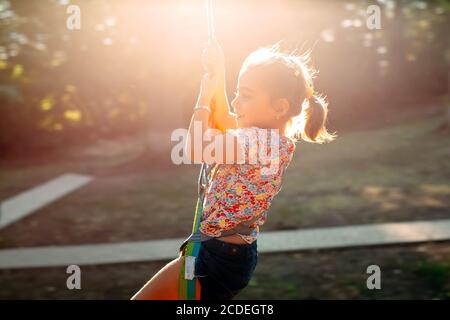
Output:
[{"xmin": 178, "ymin": 0, "xmax": 217, "ymax": 300}]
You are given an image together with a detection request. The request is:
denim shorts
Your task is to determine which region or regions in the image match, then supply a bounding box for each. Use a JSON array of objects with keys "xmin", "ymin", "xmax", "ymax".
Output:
[{"xmin": 180, "ymin": 237, "xmax": 258, "ymax": 300}]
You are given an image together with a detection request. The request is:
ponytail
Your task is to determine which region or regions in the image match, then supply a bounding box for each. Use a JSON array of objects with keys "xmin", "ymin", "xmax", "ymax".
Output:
[{"xmin": 286, "ymin": 94, "xmax": 337, "ymax": 144}]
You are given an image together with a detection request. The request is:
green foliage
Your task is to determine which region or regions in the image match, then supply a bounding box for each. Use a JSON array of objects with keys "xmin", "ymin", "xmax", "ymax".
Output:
[
  {"xmin": 0, "ymin": 0, "xmax": 449, "ymax": 157},
  {"xmin": 414, "ymin": 261, "xmax": 450, "ymax": 298}
]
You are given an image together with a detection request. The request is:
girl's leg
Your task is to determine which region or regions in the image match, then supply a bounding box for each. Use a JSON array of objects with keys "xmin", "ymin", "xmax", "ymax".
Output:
[{"xmin": 130, "ymin": 255, "xmax": 202, "ymax": 300}]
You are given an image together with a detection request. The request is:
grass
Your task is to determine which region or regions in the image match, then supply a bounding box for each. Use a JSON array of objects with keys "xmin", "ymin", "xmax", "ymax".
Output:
[
  {"xmin": 0, "ymin": 242, "xmax": 448, "ymax": 299},
  {"xmin": 412, "ymin": 261, "xmax": 450, "ymax": 299},
  {"xmin": 235, "ymin": 242, "xmax": 450, "ymax": 300}
]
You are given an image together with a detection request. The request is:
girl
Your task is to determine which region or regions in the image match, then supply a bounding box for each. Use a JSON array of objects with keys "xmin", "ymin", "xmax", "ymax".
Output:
[{"xmin": 131, "ymin": 39, "xmax": 336, "ymax": 300}]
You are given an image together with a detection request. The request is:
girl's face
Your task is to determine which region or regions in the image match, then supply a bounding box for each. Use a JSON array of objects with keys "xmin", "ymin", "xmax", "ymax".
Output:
[{"xmin": 231, "ymin": 68, "xmax": 284, "ymax": 129}]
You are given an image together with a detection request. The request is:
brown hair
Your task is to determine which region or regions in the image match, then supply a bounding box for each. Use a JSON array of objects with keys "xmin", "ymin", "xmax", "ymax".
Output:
[{"xmin": 241, "ymin": 41, "xmax": 337, "ymax": 144}]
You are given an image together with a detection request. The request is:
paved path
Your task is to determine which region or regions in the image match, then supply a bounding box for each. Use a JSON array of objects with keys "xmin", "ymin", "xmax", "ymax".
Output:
[
  {"xmin": 0, "ymin": 219, "xmax": 449, "ymax": 269},
  {"xmin": 0, "ymin": 173, "xmax": 93, "ymax": 229}
]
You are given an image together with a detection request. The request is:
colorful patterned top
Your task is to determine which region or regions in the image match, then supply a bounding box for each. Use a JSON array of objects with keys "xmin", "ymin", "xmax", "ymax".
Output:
[{"xmin": 199, "ymin": 127, "xmax": 296, "ymax": 244}]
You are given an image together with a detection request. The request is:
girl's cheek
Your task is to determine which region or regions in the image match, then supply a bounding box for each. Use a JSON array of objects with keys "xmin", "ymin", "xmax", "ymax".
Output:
[{"xmin": 248, "ymin": 100, "xmax": 257, "ymax": 110}]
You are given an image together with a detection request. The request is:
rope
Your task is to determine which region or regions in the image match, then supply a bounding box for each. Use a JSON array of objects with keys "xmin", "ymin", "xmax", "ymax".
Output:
[
  {"xmin": 206, "ymin": 0, "xmax": 215, "ymax": 40},
  {"xmin": 179, "ymin": 1, "xmax": 216, "ymax": 300}
]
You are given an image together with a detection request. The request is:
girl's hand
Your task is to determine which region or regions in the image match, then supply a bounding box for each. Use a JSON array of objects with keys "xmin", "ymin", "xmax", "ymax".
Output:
[
  {"xmin": 201, "ymin": 37, "xmax": 225, "ymax": 77},
  {"xmin": 197, "ymin": 72, "xmax": 220, "ymax": 106}
]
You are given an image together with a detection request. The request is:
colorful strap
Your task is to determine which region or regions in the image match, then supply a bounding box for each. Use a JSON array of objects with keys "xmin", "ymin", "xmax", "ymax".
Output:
[
  {"xmin": 178, "ymin": 163, "xmax": 212, "ymax": 300},
  {"xmin": 178, "ymin": 198, "xmax": 202, "ymax": 300}
]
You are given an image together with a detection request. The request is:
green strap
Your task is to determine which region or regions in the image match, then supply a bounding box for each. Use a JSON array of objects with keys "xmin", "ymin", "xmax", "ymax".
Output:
[{"xmin": 179, "ymin": 196, "xmax": 204, "ymax": 300}]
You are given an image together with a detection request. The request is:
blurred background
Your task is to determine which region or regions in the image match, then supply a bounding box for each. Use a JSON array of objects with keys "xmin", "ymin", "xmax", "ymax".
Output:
[{"xmin": 0, "ymin": 0, "xmax": 449, "ymax": 299}]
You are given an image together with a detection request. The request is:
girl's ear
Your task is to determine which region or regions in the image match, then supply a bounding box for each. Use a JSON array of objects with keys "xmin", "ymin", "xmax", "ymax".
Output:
[{"xmin": 273, "ymin": 98, "xmax": 290, "ymax": 118}]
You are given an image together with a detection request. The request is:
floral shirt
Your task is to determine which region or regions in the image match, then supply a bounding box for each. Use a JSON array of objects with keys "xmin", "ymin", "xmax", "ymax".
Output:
[{"xmin": 199, "ymin": 127, "xmax": 296, "ymax": 244}]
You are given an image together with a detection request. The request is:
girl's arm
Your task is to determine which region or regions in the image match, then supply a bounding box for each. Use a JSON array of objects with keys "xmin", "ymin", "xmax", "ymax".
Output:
[
  {"xmin": 186, "ymin": 100, "xmax": 210, "ymax": 163},
  {"xmin": 185, "ymin": 73, "xmax": 242, "ymax": 164},
  {"xmin": 211, "ymin": 74, "xmax": 237, "ymax": 132}
]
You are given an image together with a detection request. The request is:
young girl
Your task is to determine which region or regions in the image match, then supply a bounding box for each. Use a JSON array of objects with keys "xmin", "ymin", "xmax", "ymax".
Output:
[{"xmin": 131, "ymin": 39, "xmax": 336, "ymax": 300}]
